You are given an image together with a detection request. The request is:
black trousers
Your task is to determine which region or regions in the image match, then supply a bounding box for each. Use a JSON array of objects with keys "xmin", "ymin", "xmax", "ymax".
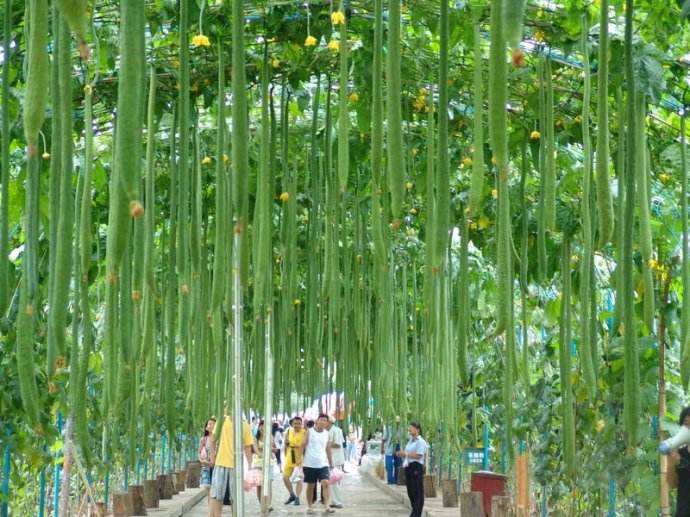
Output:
[{"xmin": 405, "ymin": 462, "xmax": 424, "ymax": 517}]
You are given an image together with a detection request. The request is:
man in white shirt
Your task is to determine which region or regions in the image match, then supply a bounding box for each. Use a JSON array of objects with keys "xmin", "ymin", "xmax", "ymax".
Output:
[
  {"xmin": 301, "ymin": 414, "xmax": 335, "ymax": 514},
  {"xmin": 327, "ymin": 417, "xmax": 346, "ymax": 508}
]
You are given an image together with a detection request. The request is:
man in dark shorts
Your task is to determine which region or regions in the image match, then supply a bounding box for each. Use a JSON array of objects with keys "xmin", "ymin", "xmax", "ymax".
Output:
[{"xmin": 301, "ymin": 414, "xmax": 334, "ymax": 514}]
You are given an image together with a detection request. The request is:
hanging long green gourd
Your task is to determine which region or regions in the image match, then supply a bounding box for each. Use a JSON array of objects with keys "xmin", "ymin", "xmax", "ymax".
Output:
[
  {"xmin": 457, "ymin": 210, "xmax": 470, "ymax": 385},
  {"xmin": 469, "ymin": 17, "xmax": 485, "ymax": 217},
  {"xmin": 614, "ymin": 88, "xmax": 626, "ymax": 327},
  {"xmin": 254, "ymin": 44, "xmax": 272, "ymax": 316},
  {"xmin": 232, "ymin": 0, "xmax": 250, "ymax": 287},
  {"xmin": 681, "ymin": 114, "xmax": 690, "ymax": 390},
  {"xmin": 543, "ymin": 58, "xmax": 556, "ymax": 232},
  {"xmin": 74, "ymin": 80, "xmax": 95, "ymax": 466},
  {"xmin": 337, "ymin": 1, "xmax": 349, "ymax": 193},
  {"xmin": 139, "ymin": 71, "xmax": 159, "ymax": 458},
  {"xmin": 54, "ymin": 0, "xmax": 90, "ymax": 59},
  {"xmin": 0, "ymin": 0, "xmax": 11, "ymax": 317},
  {"xmin": 386, "ymin": 0, "xmax": 404, "ymax": 220},
  {"xmin": 104, "ymin": 0, "xmax": 145, "ymax": 419},
  {"xmin": 165, "ymin": 108, "xmax": 179, "ymax": 437},
  {"xmin": 519, "ymin": 139, "xmax": 529, "ymax": 387},
  {"xmin": 596, "ymin": 0, "xmax": 613, "ymax": 247},
  {"xmin": 635, "ymin": 97, "xmax": 654, "ymax": 333},
  {"xmin": 16, "ymin": 141, "xmax": 41, "ymax": 427},
  {"xmin": 502, "ymin": 0, "xmax": 527, "ymax": 48},
  {"xmin": 435, "ymin": 0, "xmax": 450, "ymax": 273},
  {"xmin": 489, "ymin": 0, "xmax": 511, "ymax": 336},
  {"xmin": 560, "ymin": 236, "xmax": 575, "ymax": 475},
  {"xmin": 17, "ymin": 0, "xmax": 49, "ymax": 426},
  {"xmin": 536, "ymin": 60, "xmax": 547, "ymax": 282},
  {"xmin": 622, "ymin": 0, "xmax": 640, "ymax": 446},
  {"xmin": 48, "ymin": 16, "xmax": 75, "ymax": 376},
  {"xmin": 23, "ymin": 0, "xmax": 49, "ymax": 154},
  {"xmin": 579, "ymin": 19, "xmax": 597, "ymax": 397},
  {"xmin": 211, "ymin": 46, "xmax": 227, "ymax": 311},
  {"xmin": 105, "ymin": 0, "xmax": 145, "ymax": 285}
]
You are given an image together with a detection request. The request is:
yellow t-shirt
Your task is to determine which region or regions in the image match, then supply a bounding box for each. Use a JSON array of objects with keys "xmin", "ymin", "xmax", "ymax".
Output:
[
  {"xmin": 284, "ymin": 428, "xmax": 306, "ymax": 465},
  {"xmin": 215, "ymin": 416, "xmax": 254, "ymax": 469}
]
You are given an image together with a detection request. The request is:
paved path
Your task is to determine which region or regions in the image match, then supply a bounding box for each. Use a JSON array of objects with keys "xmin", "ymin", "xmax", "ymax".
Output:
[{"xmin": 184, "ymin": 462, "xmax": 411, "ymax": 516}]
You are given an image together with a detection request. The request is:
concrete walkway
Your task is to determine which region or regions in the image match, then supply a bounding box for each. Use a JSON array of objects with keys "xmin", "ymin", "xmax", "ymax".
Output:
[{"xmin": 184, "ymin": 462, "xmax": 412, "ymax": 516}]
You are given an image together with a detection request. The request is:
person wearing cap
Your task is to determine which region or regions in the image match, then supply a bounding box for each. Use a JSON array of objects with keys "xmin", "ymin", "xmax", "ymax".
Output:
[
  {"xmin": 382, "ymin": 416, "xmax": 404, "ymax": 484},
  {"xmin": 327, "ymin": 416, "xmax": 346, "ymax": 508},
  {"xmin": 396, "ymin": 421, "xmax": 428, "ymax": 517}
]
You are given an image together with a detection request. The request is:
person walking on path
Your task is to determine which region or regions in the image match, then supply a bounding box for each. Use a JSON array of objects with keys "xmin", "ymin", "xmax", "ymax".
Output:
[
  {"xmin": 327, "ymin": 417, "xmax": 346, "ymax": 508},
  {"xmin": 667, "ymin": 406, "xmax": 690, "ymax": 517},
  {"xmin": 382, "ymin": 416, "xmax": 404, "ymax": 484},
  {"xmin": 272, "ymin": 421, "xmax": 284, "ymax": 468},
  {"xmin": 209, "ymin": 413, "xmax": 254, "ymax": 517},
  {"xmin": 282, "ymin": 416, "xmax": 306, "ymax": 506},
  {"xmin": 198, "ymin": 417, "xmax": 216, "ymax": 495},
  {"xmin": 253, "ymin": 419, "xmax": 278, "ymax": 511},
  {"xmin": 346, "ymin": 424, "xmax": 358, "ymax": 464},
  {"xmin": 396, "ymin": 421, "xmax": 428, "ymax": 517},
  {"xmin": 302, "ymin": 414, "xmax": 335, "ymax": 514}
]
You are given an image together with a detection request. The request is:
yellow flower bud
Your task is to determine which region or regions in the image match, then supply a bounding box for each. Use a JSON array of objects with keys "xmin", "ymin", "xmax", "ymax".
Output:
[
  {"xmin": 304, "ymin": 35, "xmax": 318, "ymax": 47},
  {"xmin": 530, "ymin": 130, "xmax": 541, "ymax": 140},
  {"xmin": 328, "ymin": 39, "xmax": 340, "ymax": 52},
  {"xmin": 331, "ymin": 10, "xmax": 346, "ymax": 25},
  {"xmin": 279, "ymin": 191, "xmax": 290, "ymax": 203},
  {"xmin": 202, "ymin": 156, "xmax": 212, "ymax": 165},
  {"xmin": 192, "ymin": 34, "xmax": 211, "ymax": 48},
  {"xmin": 462, "ymin": 157, "xmax": 473, "ymax": 167}
]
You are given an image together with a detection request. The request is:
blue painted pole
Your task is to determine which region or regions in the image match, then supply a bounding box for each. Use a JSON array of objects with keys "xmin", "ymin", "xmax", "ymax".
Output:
[
  {"xmin": 1, "ymin": 440, "xmax": 10, "ymax": 517},
  {"xmin": 104, "ymin": 468, "xmax": 110, "ymax": 509},
  {"xmin": 607, "ymin": 472, "xmax": 616, "ymax": 516},
  {"xmin": 541, "ymin": 490, "xmax": 548, "ymax": 517},
  {"xmin": 160, "ymin": 435, "xmax": 166, "ymax": 474},
  {"xmin": 54, "ymin": 413, "xmax": 64, "ymax": 517},
  {"xmin": 38, "ymin": 461, "xmax": 46, "ymax": 517},
  {"xmin": 482, "ymin": 414, "xmax": 489, "ymax": 471}
]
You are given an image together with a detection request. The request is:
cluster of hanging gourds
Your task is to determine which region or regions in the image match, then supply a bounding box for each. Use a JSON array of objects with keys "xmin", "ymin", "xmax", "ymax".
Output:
[{"xmin": 4, "ymin": 0, "xmax": 690, "ymax": 511}]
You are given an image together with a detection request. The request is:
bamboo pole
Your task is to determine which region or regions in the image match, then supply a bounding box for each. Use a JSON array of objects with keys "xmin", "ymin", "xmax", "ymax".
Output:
[
  {"xmin": 261, "ymin": 312, "xmax": 273, "ymax": 516},
  {"xmin": 232, "ymin": 229, "xmax": 244, "ymax": 517}
]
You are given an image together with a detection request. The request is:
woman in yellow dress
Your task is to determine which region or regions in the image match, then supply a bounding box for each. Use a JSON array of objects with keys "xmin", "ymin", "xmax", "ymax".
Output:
[{"xmin": 282, "ymin": 416, "xmax": 306, "ymax": 506}]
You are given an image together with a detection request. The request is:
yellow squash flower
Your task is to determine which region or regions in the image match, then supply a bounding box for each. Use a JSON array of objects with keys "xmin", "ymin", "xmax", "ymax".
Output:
[
  {"xmin": 530, "ymin": 130, "xmax": 541, "ymax": 140},
  {"xmin": 202, "ymin": 156, "xmax": 212, "ymax": 165},
  {"xmin": 462, "ymin": 157, "xmax": 473, "ymax": 167},
  {"xmin": 349, "ymin": 92, "xmax": 359, "ymax": 103},
  {"xmin": 42, "ymin": 152, "xmax": 51, "ymax": 160},
  {"xmin": 491, "ymin": 189, "xmax": 498, "ymax": 199},
  {"xmin": 304, "ymin": 35, "xmax": 318, "ymax": 47},
  {"xmin": 279, "ymin": 191, "xmax": 290, "ymax": 203},
  {"xmin": 328, "ymin": 39, "xmax": 340, "ymax": 52},
  {"xmin": 331, "ymin": 10, "xmax": 346, "ymax": 25},
  {"xmin": 478, "ymin": 215, "xmax": 490, "ymax": 230},
  {"xmin": 192, "ymin": 34, "xmax": 211, "ymax": 48},
  {"xmin": 405, "ymin": 181, "xmax": 414, "ymax": 190}
]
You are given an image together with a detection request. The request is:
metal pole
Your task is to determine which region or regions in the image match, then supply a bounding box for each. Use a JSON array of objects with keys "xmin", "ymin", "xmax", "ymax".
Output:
[
  {"xmin": 1, "ymin": 438, "xmax": 10, "ymax": 517},
  {"xmin": 482, "ymin": 411, "xmax": 489, "ymax": 471},
  {"xmin": 261, "ymin": 311, "xmax": 273, "ymax": 515},
  {"xmin": 232, "ymin": 230, "xmax": 244, "ymax": 517},
  {"xmin": 38, "ymin": 445, "xmax": 46, "ymax": 517},
  {"xmin": 53, "ymin": 413, "xmax": 64, "ymax": 517}
]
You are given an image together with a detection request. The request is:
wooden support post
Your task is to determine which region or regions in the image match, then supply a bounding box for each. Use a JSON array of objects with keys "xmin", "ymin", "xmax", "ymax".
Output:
[
  {"xmin": 157, "ymin": 474, "xmax": 172, "ymax": 500},
  {"xmin": 441, "ymin": 479, "xmax": 458, "ymax": 507},
  {"xmin": 186, "ymin": 461, "xmax": 201, "ymax": 488},
  {"xmin": 143, "ymin": 479, "xmax": 159, "ymax": 508},
  {"xmin": 424, "ymin": 474, "xmax": 437, "ymax": 498},
  {"xmin": 112, "ymin": 491, "xmax": 133, "ymax": 517},
  {"xmin": 460, "ymin": 492, "xmax": 484, "ymax": 517},
  {"xmin": 128, "ymin": 485, "xmax": 147, "ymax": 516},
  {"xmin": 516, "ymin": 451, "xmax": 529, "ymax": 515},
  {"xmin": 492, "ymin": 495, "xmax": 514, "ymax": 517},
  {"xmin": 175, "ymin": 470, "xmax": 186, "ymax": 492}
]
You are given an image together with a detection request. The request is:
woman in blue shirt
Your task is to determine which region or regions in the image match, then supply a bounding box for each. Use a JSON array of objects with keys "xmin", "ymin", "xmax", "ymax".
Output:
[{"xmin": 396, "ymin": 422, "xmax": 428, "ymax": 517}]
